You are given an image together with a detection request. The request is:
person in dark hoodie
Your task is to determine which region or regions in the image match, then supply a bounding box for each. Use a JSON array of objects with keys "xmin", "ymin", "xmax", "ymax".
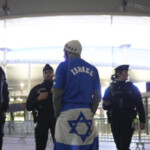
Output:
[
  {"xmin": 0, "ymin": 67, "xmax": 9, "ymax": 150},
  {"xmin": 26, "ymin": 64, "xmax": 56, "ymax": 150},
  {"xmin": 103, "ymin": 65, "xmax": 145, "ymax": 150}
]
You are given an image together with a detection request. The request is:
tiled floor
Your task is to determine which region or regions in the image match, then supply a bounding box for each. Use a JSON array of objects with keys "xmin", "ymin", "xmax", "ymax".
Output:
[{"xmin": 2, "ymin": 136, "xmax": 150, "ymax": 150}]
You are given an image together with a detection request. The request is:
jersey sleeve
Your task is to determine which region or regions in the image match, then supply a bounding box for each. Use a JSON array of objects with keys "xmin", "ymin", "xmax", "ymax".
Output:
[
  {"xmin": 53, "ymin": 62, "xmax": 66, "ymax": 89},
  {"xmin": 93, "ymin": 68, "xmax": 101, "ymax": 91}
]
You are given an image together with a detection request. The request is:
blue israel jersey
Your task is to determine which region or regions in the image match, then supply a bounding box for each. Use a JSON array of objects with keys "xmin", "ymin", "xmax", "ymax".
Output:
[{"xmin": 53, "ymin": 57, "xmax": 101, "ymax": 112}]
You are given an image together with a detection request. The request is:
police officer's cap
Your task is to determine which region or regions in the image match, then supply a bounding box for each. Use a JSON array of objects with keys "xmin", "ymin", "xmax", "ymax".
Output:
[
  {"xmin": 43, "ymin": 64, "xmax": 53, "ymax": 72},
  {"xmin": 115, "ymin": 65, "xmax": 129, "ymax": 72}
]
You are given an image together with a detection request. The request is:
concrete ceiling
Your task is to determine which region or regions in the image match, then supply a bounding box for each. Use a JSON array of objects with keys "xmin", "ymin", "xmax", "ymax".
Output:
[{"xmin": 0, "ymin": 0, "xmax": 150, "ymax": 18}]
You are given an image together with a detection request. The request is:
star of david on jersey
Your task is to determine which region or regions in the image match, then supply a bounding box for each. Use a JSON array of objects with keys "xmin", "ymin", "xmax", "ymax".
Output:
[{"xmin": 68, "ymin": 112, "xmax": 92, "ymax": 142}]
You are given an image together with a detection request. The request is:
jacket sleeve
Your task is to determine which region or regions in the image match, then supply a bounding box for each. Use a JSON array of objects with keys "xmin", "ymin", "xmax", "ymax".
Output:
[
  {"xmin": 133, "ymin": 85, "xmax": 145, "ymax": 123},
  {"xmin": 26, "ymin": 87, "xmax": 39, "ymax": 111},
  {"xmin": 102, "ymin": 87, "xmax": 112, "ymax": 110},
  {"xmin": 2, "ymin": 78, "xmax": 9, "ymax": 112}
]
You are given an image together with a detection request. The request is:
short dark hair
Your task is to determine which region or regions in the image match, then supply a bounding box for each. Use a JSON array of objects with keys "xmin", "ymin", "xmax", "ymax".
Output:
[{"xmin": 43, "ymin": 64, "xmax": 53, "ymax": 72}]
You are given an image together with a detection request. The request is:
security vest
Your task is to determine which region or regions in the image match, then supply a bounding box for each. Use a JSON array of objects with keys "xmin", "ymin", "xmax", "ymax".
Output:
[{"xmin": 110, "ymin": 81, "xmax": 135, "ymax": 111}]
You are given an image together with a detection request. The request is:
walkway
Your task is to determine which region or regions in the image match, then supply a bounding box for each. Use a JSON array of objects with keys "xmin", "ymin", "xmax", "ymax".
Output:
[{"xmin": 2, "ymin": 136, "xmax": 150, "ymax": 150}]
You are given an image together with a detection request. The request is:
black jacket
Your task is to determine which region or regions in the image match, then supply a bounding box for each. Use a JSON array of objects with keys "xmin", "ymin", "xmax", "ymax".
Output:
[
  {"xmin": 0, "ymin": 67, "xmax": 9, "ymax": 112},
  {"xmin": 26, "ymin": 80, "xmax": 54, "ymax": 115},
  {"xmin": 103, "ymin": 81, "xmax": 145, "ymax": 123}
]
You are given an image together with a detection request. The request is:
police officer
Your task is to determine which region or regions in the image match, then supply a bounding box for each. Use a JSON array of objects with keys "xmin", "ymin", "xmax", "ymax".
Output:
[
  {"xmin": 26, "ymin": 64, "xmax": 56, "ymax": 150},
  {"xmin": 103, "ymin": 65, "xmax": 145, "ymax": 150},
  {"xmin": 0, "ymin": 67, "xmax": 9, "ymax": 150}
]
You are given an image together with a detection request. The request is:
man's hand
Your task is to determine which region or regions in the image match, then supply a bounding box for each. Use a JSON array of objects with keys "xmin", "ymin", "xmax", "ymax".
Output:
[
  {"xmin": 37, "ymin": 92, "xmax": 48, "ymax": 101},
  {"xmin": 140, "ymin": 123, "xmax": 145, "ymax": 130}
]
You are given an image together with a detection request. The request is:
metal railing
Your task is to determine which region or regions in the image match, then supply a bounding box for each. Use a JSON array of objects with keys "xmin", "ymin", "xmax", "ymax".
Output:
[
  {"xmin": 94, "ymin": 118, "xmax": 150, "ymax": 150},
  {"xmin": 4, "ymin": 118, "xmax": 150, "ymax": 148}
]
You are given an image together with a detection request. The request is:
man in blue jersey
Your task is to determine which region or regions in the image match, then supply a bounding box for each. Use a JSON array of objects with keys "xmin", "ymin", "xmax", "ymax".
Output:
[{"xmin": 53, "ymin": 40, "xmax": 101, "ymax": 150}]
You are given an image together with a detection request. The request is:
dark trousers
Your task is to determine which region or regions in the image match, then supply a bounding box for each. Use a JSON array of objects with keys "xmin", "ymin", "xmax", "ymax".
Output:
[
  {"xmin": 110, "ymin": 115, "xmax": 134, "ymax": 150},
  {"xmin": 35, "ymin": 114, "xmax": 56, "ymax": 150},
  {"xmin": 0, "ymin": 112, "xmax": 5, "ymax": 150}
]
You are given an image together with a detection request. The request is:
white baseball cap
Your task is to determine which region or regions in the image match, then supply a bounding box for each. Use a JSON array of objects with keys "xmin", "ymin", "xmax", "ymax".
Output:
[{"xmin": 64, "ymin": 40, "xmax": 82, "ymax": 55}]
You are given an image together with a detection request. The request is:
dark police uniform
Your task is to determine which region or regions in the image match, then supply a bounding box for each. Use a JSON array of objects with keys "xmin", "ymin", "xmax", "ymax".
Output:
[
  {"xmin": 0, "ymin": 67, "xmax": 9, "ymax": 150},
  {"xmin": 103, "ymin": 80, "xmax": 145, "ymax": 150},
  {"xmin": 26, "ymin": 80, "xmax": 56, "ymax": 150}
]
